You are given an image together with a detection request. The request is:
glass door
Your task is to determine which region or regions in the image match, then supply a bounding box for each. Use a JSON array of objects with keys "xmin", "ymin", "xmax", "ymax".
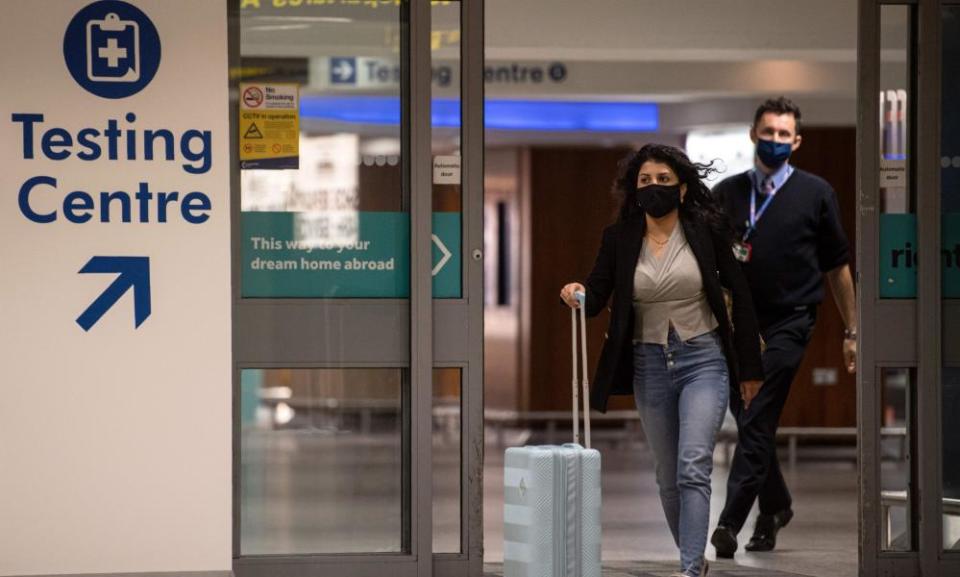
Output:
[
  {"xmin": 228, "ymin": 0, "xmax": 483, "ymax": 576},
  {"xmin": 939, "ymin": 0, "xmax": 960, "ymax": 570},
  {"xmin": 859, "ymin": 0, "xmax": 960, "ymax": 574},
  {"xmin": 431, "ymin": 1, "xmax": 484, "ymax": 576}
]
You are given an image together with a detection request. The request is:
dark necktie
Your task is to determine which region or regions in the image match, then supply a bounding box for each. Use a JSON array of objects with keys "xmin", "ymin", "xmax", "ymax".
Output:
[{"xmin": 761, "ymin": 176, "xmax": 775, "ymax": 198}]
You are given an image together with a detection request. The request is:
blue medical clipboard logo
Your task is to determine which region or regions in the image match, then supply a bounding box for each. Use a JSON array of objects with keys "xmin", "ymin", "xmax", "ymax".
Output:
[
  {"xmin": 87, "ymin": 13, "xmax": 140, "ymax": 83},
  {"xmin": 64, "ymin": 1, "xmax": 161, "ymax": 99}
]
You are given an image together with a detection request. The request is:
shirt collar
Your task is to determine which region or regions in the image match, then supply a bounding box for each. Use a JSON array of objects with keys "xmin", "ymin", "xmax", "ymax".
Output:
[{"xmin": 751, "ymin": 162, "xmax": 794, "ymax": 194}]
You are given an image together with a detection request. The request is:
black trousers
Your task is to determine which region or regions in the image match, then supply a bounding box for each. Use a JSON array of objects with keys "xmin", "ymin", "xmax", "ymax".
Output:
[{"xmin": 718, "ymin": 307, "xmax": 817, "ymax": 534}]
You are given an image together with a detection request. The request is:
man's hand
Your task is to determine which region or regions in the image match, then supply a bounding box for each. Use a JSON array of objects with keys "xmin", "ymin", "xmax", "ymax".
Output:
[
  {"xmin": 740, "ymin": 380, "xmax": 764, "ymax": 411},
  {"xmin": 843, "ymin": 337, "xmax": 857, "ymax": 374},
  {"xmin": 827, "ymin": 264, "xmax": 858, "ymax": 375}
]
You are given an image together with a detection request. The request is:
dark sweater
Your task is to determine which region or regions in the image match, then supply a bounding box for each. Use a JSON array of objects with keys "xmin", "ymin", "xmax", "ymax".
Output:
[{"xmin": 715, "ymin": 168, "xmax": 850, "ymax": 315}]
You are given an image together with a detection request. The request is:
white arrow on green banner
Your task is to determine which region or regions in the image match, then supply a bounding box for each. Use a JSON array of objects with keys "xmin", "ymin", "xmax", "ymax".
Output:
[{"xmin": 432, "ymin": 234, "xmax": 452, "ymax": 276}]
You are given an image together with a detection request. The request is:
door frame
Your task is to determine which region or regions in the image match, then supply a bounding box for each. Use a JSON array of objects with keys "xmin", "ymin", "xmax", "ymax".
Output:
[
  {"xmin": 440, "ymin": 0, "xmax": 486, "ymax": 576},
  {"xmin": 858, "ymin": 0, "xmax": 960, "ymax": 574}
]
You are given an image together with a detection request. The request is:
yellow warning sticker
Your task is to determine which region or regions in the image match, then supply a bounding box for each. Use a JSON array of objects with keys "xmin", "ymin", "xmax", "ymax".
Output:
[{"xmin": 239, "ymin": 83, "xmax": 299, "ymax": 169}]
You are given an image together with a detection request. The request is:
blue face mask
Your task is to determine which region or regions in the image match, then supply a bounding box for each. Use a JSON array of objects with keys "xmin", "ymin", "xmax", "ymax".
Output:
[{"xmin": 756, "ymin": 139, "xmax": 793, "ymax": 169}]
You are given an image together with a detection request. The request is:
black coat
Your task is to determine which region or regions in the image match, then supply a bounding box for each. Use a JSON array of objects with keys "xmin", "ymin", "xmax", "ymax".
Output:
[{"xmin": 583, "ymin": 214, "xmax": 765, "ymax": 413}]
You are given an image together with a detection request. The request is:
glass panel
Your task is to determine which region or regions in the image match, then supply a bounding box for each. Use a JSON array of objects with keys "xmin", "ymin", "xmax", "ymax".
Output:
[
  {"xmin": 943, "ymin": 368, "xmax": 960, "ymax": 551},
  {"xmin": 239, "ymin": 1, "xmax": 408, "ymax": 298},
  {"xmin": 433, "ymin": 368, "xmax": 462, "ymax": 553},
  {"xmin": 240, "ymin": 368, "xmax": 404, "ymax": 555},
  {"xmin": 879, "ymin": 5, "xmax": 915, "ymax": 299},
  {"xmin": 943, "ymin": 5, "xmax": 960, "ymax": 553},
  {"xmin": 432, "ymin": 0, "xmax": 462, "ymax": 298},
  {"xmin": 880, "ymin": 368, "xmax": 913, "ymax": 552},
  {"xmin": 237, "ymin": 0, "xmax": 413, "ymax": 558}
]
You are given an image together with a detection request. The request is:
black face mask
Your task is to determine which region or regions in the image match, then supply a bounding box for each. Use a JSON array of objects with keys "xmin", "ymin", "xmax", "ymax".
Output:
[{"xmin": 636, "ymin": 184, "xmax": 682, "ymax": 218}]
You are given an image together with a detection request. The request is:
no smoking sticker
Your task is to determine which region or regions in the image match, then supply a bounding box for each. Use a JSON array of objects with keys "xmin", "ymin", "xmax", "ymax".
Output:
[
  {"xmin": 239, "ymin": 82, "xmax": 299, "ymax": 170},
  {"xmin": 242, "ymin": 86, "xmax": 264, "ymax": 108}
]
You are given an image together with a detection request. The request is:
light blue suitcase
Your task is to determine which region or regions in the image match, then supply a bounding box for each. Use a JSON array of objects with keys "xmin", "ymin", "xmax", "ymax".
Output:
[{"xmin": 504, "ymin": 293, "xmax": 602, "ymax": 577}]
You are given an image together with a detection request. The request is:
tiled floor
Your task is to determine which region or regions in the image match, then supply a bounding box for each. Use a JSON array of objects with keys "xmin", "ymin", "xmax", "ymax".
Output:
[
  {"xmin": 484, "ymin": 434, "xmax": 859, "ymax": 577},
  {"xmin": 240, "ymin": 425, "xmax": 860, "ymax": 577},
  {"xmin": 484, "ymin": 560, "xmax": 825, "ymax": 577}
]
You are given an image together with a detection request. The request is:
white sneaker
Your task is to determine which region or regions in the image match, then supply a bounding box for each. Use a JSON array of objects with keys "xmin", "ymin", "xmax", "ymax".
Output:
[{"xmin": 671, "ymin": 558, "xmax": 709, "ymax": 577}]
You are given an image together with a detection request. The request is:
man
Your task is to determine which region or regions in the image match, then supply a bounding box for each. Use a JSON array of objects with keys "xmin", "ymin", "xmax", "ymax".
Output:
[{"xmin": 710, "ymin": 97, "xmax": 858, "ymax": 558}]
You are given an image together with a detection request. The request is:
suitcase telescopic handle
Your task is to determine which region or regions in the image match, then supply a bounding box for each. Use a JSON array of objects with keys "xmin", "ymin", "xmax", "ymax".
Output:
[{"xmin": 571, "ymin": 291, "xmax": 592, "ymax": 449}]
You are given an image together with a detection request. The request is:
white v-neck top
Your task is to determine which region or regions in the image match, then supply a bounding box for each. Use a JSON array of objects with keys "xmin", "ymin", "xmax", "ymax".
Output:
[{"xmin": 632, "ymin": 225, "xmax": 718, "ymax": 345}]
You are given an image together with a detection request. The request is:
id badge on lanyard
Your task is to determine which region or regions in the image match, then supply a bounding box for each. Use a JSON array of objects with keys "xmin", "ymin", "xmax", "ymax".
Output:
[
  {"xmin": 733, "ymin": 180, "xmax": 777, "ymax": 263},
  {"xmin": 733, "ymin": 241, "xmax": 752, "ymax": 263}
]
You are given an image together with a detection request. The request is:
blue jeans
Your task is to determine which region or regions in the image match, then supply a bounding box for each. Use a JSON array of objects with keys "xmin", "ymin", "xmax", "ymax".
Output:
[{"xmin": 633, "ymin": 329, "xmax": 729, "ymax": 576}]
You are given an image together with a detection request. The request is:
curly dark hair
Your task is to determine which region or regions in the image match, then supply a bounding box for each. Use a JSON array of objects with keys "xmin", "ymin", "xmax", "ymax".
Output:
[{"xmin": 612, "ymin": 143, "xmax": 731, "ymax": 239}]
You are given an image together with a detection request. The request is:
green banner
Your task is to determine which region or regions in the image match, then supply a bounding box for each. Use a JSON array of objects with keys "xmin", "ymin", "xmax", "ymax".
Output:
[
  {"xmin": 879, "ymin": 212, "xmax": 960, "ymax": 298},
  {"xmin": 879, "ymin": 214, "xmax": 917, "ymax": 298},
  {"xmin": 241, "ymin": 211, "xmax": 461, "ymax": 298}
]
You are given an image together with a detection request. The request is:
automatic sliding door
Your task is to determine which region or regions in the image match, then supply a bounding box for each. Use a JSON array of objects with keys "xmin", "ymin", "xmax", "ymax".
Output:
[
  {"xmin": 232, "ymin": 0, "xmax": 434, "ymax": 575},
  {"xmin": 861, "ymin": 0, "xmax": 960, "ymax": 574},
  {"xmin": 941, "ymin": 2, "xmax": 960, "ymax": 559},
  {"xmin": 432, "ymin": 0, "xmax": 484, "ymax": 574}
]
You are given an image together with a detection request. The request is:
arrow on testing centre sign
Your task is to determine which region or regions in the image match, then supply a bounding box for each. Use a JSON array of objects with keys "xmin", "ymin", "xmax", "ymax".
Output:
[
  {"xmin": 330, "ymin": 57, "xmax": 357, "ymax": 84},
  {"xmin": 76, "ymin": 256, "xmax": 152, "ymax": 331}
]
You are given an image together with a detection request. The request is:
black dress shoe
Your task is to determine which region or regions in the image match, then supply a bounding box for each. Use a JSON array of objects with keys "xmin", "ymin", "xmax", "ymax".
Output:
[
  {"xmin": 711, "ymin": 525, "xmax": 738, "ymax": 558},
  {"xmin": 745, "ymin": 508, "xmax": 794, "ymax": 552}
]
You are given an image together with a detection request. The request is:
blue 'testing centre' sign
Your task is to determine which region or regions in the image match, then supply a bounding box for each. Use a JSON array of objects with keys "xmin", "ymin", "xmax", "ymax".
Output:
[{"xmin": 7, "ymin": 1, "xmax": 220, "ymax": 330}]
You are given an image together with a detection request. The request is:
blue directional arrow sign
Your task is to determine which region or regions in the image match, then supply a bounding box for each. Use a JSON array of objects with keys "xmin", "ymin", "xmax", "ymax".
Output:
[
  {"xmin": 330, "ymin": 57, "xmax": 357, "ymax": 84},
  {"xmin": 76, "ymin": 256, "xmax": 152, "ymax": 331}
]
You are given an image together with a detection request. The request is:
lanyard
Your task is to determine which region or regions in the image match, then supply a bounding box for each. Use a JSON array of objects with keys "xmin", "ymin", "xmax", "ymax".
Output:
[{"xmin": 743, "ymin": 177, "xmax": 779, "ymax": 242}]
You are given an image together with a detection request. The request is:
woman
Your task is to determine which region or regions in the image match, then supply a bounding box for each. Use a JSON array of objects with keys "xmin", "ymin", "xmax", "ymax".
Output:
[{"xmin": 560, "ymin": 144, "xmax": 764, "ymax": 577}]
